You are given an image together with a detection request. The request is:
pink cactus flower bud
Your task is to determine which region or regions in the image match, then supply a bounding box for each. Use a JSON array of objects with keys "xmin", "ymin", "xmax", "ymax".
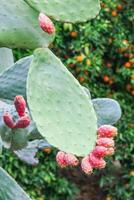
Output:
[
  {"xmin": 39, "ymin": 13, "xmax": 55, "ymax": 34},
  {"xmin": 14, "ymin": 115, "xmax": 30, "ymax": 128},
  {"xmin": 106, "ymin": 147, "xmax": 115, "ymax": 156},
  {"xmin": 89, "ymin": 153, "xmax": 106, "ymax": 169},
  {"xmin": 98, "ymin": 125, "xmax": 118, "ymax": 138},
  {"xmin": 81, "ymin": 156, "xmax": 93, "ymax": 175},
  {"xmin": 3, "ymin": 112, "xmax": 15, "ymax": 128},
  {"xmin": 92, "ymin": 146, "xmax": 108, "ymax": 158},
  {"xmin": 64, "ymin": 153, "xmax": 79, "ymax": 166},
  {"xmin": 56, "ymin": 151, "xmax": 68, "ymax": 168},
  {"xmin": 14, "ymin": 95, "xmax": 26, "ymax": 117},
  {"xmin": 97, "ymin": 138, "xmax": 115, "ymax": 148}
]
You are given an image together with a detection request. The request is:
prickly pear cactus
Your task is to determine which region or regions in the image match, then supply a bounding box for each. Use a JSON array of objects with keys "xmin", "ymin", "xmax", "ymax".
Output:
[
  {"xmin": 0, "ymin": 56, "xmax": 32, "ymax": 100},
  {"xmin": 25, "ymin": 0, "xmax": 101, "ymax": 23},
  {"xmin": 0, "ymin": 48, "xmax": 14, "ymax": 73},
  {"xmin": 0, "ymin": 167, "xmax": 32, "ymax": 200},
  {"xmin": 27, "ymin": 48, "xmax": 97, "ymax": 156},
  {"xmin": 0, "ymin": 0, "xmax": 54, "ymax": 49},
  {"xmin": 92, "ymin": 98, "xmax": 122, "ymax": 126}
]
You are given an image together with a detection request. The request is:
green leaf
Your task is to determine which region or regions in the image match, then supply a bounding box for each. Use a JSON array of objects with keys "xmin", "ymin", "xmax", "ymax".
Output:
[
  {"xmin": 0, "ymin": 0, "xmax": 54, "ymax": 49},
  {"xmin": 0, "ymin": 48, "xmax": 14, "ymax": 73},
  {"xmin": 27, "ymin": 48, "xmax": 97, "ymax": 156},
  {"xmin": 25, "ymin": 0, "xmax": 101, "ymax": 23},
  {"xmin": 92, "ymin": 98, "xmax": 122, "ymax": 126},
  {"xmin": 0, "ymin": 167, "xmax": 32, "ymax": 200}
]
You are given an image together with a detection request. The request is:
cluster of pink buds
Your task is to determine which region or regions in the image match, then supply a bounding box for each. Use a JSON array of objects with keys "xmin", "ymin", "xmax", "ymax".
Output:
[
  {"xmin": 56, "ymin": 125, "xmax": 118, "ymax": 175},
  {"xmin": 38, "ymin": 13, "xmax": 55, "ymax": 34},
  {"xmin": 56, "ymin": 151, "xmax": 79, "ymax": 168},
  {"xmin": 3, "ymin": 95, "xmax": 30, "ymax": 129},
  {"xmin": 81, "ymin": 125, "xmax": 118, "ymax": 174}
]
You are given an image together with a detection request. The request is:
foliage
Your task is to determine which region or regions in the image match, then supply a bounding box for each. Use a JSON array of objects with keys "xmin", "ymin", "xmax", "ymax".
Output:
[{"xmin": 0, "ymin": 149, "xmax": 78, "ymax": 200}]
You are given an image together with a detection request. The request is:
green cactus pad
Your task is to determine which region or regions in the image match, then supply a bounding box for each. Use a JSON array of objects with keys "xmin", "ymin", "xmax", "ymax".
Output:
[
  {"xmin": 27, "ymin": 48, "xmax": 97, "ymax": 156},
  {"xmin": 0, "ymin": 0, "xmax": 54, "ymax": 49},
  {"xmin": 25, "ymin": 0, "xmax": 100, "ymax": 23},
  {"xmin": 0, "ymin": 136, "xmax": 2, "ymax": 154},
  {"xmin": 0, "ymin": 48, "xmax": 14, "ymax": 73},
  {"xmin": 92, "ymin": 98, "xmax": 122, "ymax": 126},
  {"xmin": 0, "ymin": 167, "xmax": 32, "ymax": 200},
  {"xmin": 0, "ymin": 56, "xmax": 32, "ymax": 100}
]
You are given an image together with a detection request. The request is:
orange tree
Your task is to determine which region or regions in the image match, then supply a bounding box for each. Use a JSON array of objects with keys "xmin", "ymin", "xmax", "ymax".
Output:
[{"xmin": 52, "ymin": 0, "xmax": 134, "ymax": 199}]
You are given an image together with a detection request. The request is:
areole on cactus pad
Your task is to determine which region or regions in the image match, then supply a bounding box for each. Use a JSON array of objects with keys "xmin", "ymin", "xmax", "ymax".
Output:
[
  {"xmin": 27, "ymin": 48, "xmax": 97, "ymax": 157},
  {"xmin": 25, "ymin": 0, "xmax": 101, "ymax": 23}
]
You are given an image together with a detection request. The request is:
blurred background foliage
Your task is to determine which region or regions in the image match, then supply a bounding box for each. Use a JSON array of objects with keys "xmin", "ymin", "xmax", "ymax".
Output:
[{"xmin": 1, "ymin": 0, "xmax": 134, "ymax": 199}]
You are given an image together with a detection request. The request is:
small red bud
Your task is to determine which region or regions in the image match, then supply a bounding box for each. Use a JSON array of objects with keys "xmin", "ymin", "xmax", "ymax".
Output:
[
  {"xmin": 92, "ymin": 146, "xmax": 108, "ymax": 158},
  {"xmin": 14, "ymin": 95, "xmax": 26, "ymax": 117},
  {"xmin": 89, "ymin": 153, "xmax": 106, "ymax": 169},
  {"xmin": 64, "ymin": 153, "xmax": 79, "ymax": 166},
  {"xmin": 106, "ymin": 147, "xmax": 115, "ymax": 156},
  {"xmin": 81, "ymin": 156, "xmax": 93, "ymax": 174},
  {"xmin": 97, "ymin": 138, "xmax": 115, "ymax": 148},
  {"xmin": 3, "ymin": 112, "xmax": 15, "ymax": 128},
  {"xmin": 98, "ymin": 125, "xmax": 118, "ymax": 138},
  {"xmin": 56, "ymin": 151, "xmax": 68, "ymax": 168},
  {"xmin": 39, "ymin": 13, "xmax": 55, "ymax": 34},
  {"xmin": 14, "ymin": 115, "xmax": 30, "ymax": 128}
]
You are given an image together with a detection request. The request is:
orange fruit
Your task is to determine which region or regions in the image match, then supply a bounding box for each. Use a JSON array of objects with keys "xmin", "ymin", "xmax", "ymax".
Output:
[
  {"xmin": 103, "ymin": 75, "xmax": 110, "ymax": 83},
  {"xmin": 86, "ymin": 59, "xmax": 91, "ymax": 66},
  {"xmin": 111, "ymin": 10, "xmax": 118, "ymax": 17},
  {"xmin": 129, "ymin": 59, "xmax": 134, "ymax": 65},
  {"xmin": 124, "ymin": 62, "xmax": 131, "ymax": 68},
  {"xmin": 131, "ymin": 75, "xmax": 134, "ymax": 80},
  {"xmin": 131, "ymin": 90, "xmax": 134, "ymax": 96},
  {"xmin": 106, "ymin": 196, "xmax": 111, "ymax": 200},
  {"xmin": 70, "ymin": 31, "xmax": 78, "ymax": 38},
  {"xmin": 76, "ymin": 55, "xmax": 84, "ymax": 62},
  {"xmin": 79, "ymin": 76, "xmax": 85, "ymax": 83},
  {"xmin": 117, "ymin": 4, "xmax": 123, "ymax": 11},
  {"xmin": 43, "ymin": 148, "xmax": 52, "ymax": 154}
]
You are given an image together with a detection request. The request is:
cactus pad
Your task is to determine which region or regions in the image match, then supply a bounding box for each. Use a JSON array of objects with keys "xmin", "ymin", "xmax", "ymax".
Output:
[
  {"xmin": 25, "ymin": 0, "xmax": 100, "ymax": 23},
  {"xmin": 0, "ymin": 56, "xmax": 32, "ymax": 100},
  {"xmin": 92, "ymin": 98, "xmax": 121, "ymax": 126},
  {"xmin": 27, "ymin": 48, "xmax": 97, "ymax": 156},
  {"xmin": 0, "ymin": 0, "xmax": 54, "ymax": 49},
  {"xmin": 0, "ymin": 167, "xmax": 31, "ymax": 200},
  {"xmin": 0, "ymin": 48, "xmax": 14, "ymax": 73}
]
